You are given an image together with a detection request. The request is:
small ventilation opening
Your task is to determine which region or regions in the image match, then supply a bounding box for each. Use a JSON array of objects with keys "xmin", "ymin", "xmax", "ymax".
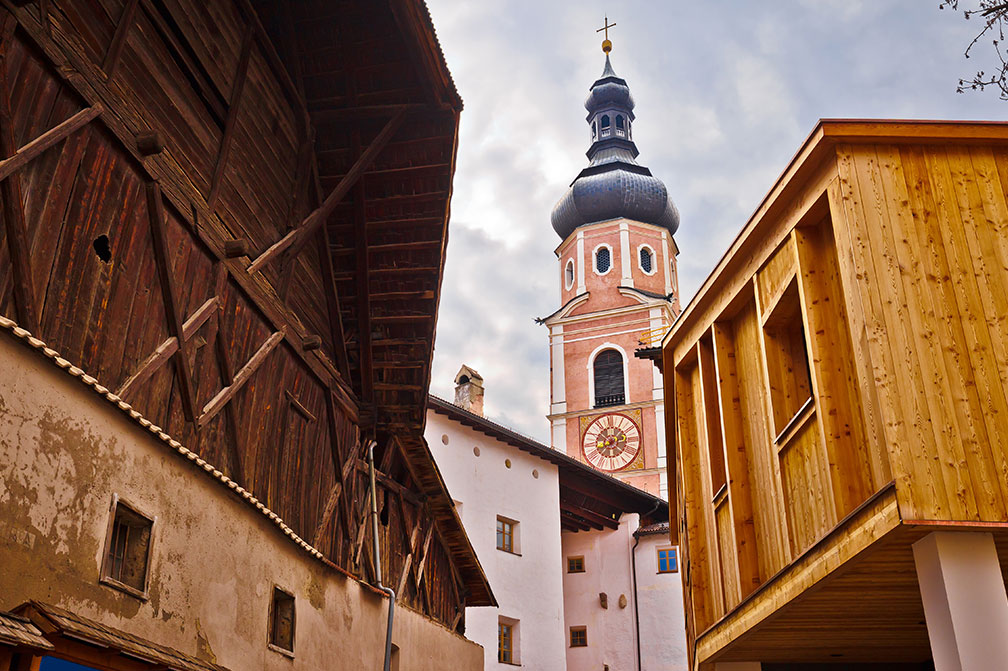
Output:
[{"xmin": 93, "ymin": 234, "xmax": 111, "ymax": 263}]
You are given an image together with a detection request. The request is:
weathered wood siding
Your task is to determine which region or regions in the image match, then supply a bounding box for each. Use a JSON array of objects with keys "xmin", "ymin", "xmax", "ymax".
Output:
[{"xmin": 0, "ymin": 0, "xmax": 471, "ymax": 629}]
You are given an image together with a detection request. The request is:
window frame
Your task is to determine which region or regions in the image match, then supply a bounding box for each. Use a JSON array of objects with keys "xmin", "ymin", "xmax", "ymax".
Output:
[
  {"xmin": 657, "ymin": 547, "xmax": 679, "ymax": 574},
  {"xmin": 592, "ymin": 348, "xmax": 626, "ymax": 408},
  {"xmin": 569, "ymin": 626, "xmax": 588, "ymax": 648},
  {"xmin": 565, "ymin": 258, "xmax": 575, "ymax": 290},
  {"xmin": 99, "ymin": 494, "xmax": 156, "ymax": 601},
  {"xmin": 496, "ymin": 515, "xmax": 519, "ymax": 554},
  {"xmin": 592, "ymin": 243, "xmax": 614, "ymax": 276},
  {"xmin": 567, "ymin": 556, "xmax": 585, "ymax": 573},
  {"xmin": 637, "ymin": 243, "xmax": 657, "ymax": 276},
  {"xmin": 268, "ymin": 585, "xmax": 297, "ymax": 657}
]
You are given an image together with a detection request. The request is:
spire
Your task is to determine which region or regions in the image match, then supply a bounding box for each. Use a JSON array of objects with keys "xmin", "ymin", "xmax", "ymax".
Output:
[{"xmin": 550, "ymin": 47, "xmax": 680, "ymax": 241}]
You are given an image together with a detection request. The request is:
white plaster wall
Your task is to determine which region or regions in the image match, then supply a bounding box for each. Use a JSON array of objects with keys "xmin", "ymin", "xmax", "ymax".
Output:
[
  {"xmin": 426, "ymin": 411, "xmax": 568, "ymax": 670},
  {"xmin": 561, "ymin": 516, "xmax": 687, "ymax": 671},
  {"xmin": 637, "ymin": 535, "xmax": 688, "ymax": 671}
]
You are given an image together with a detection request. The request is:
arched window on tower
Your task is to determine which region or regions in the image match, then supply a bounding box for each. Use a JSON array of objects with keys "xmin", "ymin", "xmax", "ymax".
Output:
[
  {"xmin": 565, "ymin": 259, "xmax": 575, "ymax": 290},
  {"xmin": 600, "ymin": 115, "xmax": 611, "ymax": 137},
  {"xmin": 615, "ymin": 115, "xmax": 625, "ymax": 137},
  {"xmin": 593, "ymin": 350, "xmax": 625, "ymax": 408},
  {"xmin": 592, "ymin": 121, "xmax": 597, "ymax": 140}
]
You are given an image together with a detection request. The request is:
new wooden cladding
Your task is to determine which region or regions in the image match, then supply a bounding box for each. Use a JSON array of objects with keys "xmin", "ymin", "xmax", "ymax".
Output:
[{"xmin": 663, "ymin": 120, "xmax": 1008, "ymax": 662}]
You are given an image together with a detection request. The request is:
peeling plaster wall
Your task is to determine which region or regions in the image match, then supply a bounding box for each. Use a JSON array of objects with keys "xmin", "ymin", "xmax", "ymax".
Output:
[{"xmin": 0, "ymin": 332, "xmax": 483, "ymax": 671}]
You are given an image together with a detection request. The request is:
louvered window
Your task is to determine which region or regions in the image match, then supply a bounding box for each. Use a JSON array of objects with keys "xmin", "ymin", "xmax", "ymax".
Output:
[
  {"xmin": 593, "ymin": 350, "xmax": 625, "ymax": 407},
  {"xmin": 595, "ymin": 247, "xmax": 611, "ymax": 273},
  {"xmin": 640, "ymin": 247, "xmax": 653, "ymax": 273}
]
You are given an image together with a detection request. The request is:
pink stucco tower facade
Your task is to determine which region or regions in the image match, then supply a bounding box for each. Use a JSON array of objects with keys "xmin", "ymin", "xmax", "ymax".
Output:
[{"xmin": 542, "ymin": 50, "xmax": 681, "ymax": 498}]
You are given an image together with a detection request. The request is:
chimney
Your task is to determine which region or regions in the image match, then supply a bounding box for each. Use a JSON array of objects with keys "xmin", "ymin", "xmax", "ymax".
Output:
[{"xmin": 454, "ymin": 365, "xmax": 485, "ymax": 417}]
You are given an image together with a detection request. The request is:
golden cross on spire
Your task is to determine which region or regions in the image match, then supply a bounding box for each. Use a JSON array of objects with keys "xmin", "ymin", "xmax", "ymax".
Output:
[{"xmin": 596, "ymin": 15, "xmax": 615, "ymax": 53}]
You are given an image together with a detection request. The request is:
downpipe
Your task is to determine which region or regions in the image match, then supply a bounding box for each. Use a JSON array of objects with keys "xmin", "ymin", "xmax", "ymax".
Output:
[
  {"xmin": 368, "ymin": 440, "xmax": 396, "ymax": 671},
  {"xmin": 631, "ymin": 500, "xmax": 662, "ymax": 671}
]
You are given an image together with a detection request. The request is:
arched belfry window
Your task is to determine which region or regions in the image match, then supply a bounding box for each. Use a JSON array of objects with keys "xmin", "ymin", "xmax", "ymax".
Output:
[
  {"xmin": 600, "ymin": 115, "xmax": 611, "ymax": 137},
  {"xmin": 594, "ymin": 350, "xmax": 625, "ymax": 408},
  {"xmin": 615, "ymin": 115, "xmax": 625, "ymax": 137},
  {"xmin": 565, "ymin": 259, "xmax": 575, "ymax": 290}
]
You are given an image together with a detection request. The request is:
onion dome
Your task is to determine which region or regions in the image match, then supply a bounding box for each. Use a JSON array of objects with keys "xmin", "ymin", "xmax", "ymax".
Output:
[{"xmin": 551, "ymin": 54, "xmax": 680, "ymax": 240}]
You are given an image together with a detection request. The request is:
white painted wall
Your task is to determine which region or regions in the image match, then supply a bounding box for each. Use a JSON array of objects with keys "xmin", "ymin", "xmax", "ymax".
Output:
[
  {"xmin": 426, "ymin": 411, "xmax": 568, "ymax": 670},
  {"xmin": 561, "ymin": 516, "xmax": 687, "ymax": 671}
]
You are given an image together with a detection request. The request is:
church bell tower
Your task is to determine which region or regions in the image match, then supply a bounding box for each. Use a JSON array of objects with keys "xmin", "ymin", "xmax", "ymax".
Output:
[{"xmin": 542, "ymin": 28, "xmax": 681, "ymax": 498}]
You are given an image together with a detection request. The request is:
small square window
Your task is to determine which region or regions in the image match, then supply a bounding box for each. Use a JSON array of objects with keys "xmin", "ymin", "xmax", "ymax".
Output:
[
  {"xmin": 567, "ymin": 556, "xmax": 585, "ymax": 573},
  {"xmin": 658, "ymin": 548, "xmax": 678, "ymax": 574},
  {"xmin": 101, "ymin": 497, "xmax": 154, "ymax": 598},
  {"xmin": 570, "ymin": 626, "xmax": 588, "ymax": 647},
  {"xmin": 269, "ymin": 587, "xmax": 296, "ymax": 654},
  {"xmin": 497, "ymin": 516, "xmax": 518, "ymax": 554}
]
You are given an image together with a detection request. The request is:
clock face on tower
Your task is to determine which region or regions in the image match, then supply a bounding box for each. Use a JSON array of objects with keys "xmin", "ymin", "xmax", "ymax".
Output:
[{"xmin": 581, "ymin": 412, "xmax": 642, "ymax": 472}]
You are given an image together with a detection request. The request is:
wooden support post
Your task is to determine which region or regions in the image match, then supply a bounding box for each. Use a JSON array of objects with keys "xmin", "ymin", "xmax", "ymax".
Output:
[
  {"xmin": 146, "ymin": 182, "xmax": 199, "ymax": 422},
  {"xmin": 207, "ymin": 23, "xmax": 254, "ymax": 211},
  {"xmin": 0, "ymin": 104, "xmax": 102, "ymax": 182},
  {"xmin": 0, "ymin": 44, "xmax": 39, "ymax": 333},
  {"xmin": 102, "ymin": 0, "xmax": 138, "ymax": 78},
  {"xmin": 116, "ymin": 294, "xmax": 218, "ymax": 397},
  {"xmin": 318, "ymin": 224, "xmax": 351, "ymax": 379},
  {"xmin": 246, "ymin": 108, "xmax": 407, "ymax": 275},
  {"xmin": 312, "ymin": 481, "xmax": 343, "ymax": 547},
  {"xmin": 198, "ymin": 328, "xmax": 285, "ymax": 427}
]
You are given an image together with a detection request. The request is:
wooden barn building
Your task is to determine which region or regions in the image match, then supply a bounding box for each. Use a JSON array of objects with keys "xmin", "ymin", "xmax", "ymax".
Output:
[
  {"xmin": 0, "ymin": 0, "xmax": 496, "ymax": 669},
  {"xmin": 663, "ymin": 120, "xmax": 1008, "ymax": 671}
]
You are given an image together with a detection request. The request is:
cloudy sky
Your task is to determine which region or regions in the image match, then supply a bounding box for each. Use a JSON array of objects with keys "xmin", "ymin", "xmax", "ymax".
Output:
[{"xmin": 423, "ymin": 1, "xmax": 1008, "ymax": 442}]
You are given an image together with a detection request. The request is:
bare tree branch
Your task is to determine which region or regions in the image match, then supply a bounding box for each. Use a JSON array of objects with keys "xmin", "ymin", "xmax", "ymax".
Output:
[{"xmin": 941, "ymin": 0, "xmax": 1008, "ymax": 99}]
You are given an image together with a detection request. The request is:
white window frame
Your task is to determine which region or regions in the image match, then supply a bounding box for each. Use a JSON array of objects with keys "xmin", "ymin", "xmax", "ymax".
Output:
[
  {"xmin": 592, "ymin": 243, "xmax": 614, "ymax": 277},
  {"xmin": 637, "ymin": 244, "xmax": 657, "ymax": 276},
  {"xmin": 586, "ymin": 342, "xmax": 630, "ymax": 407},
  {"xmin": 564, "ymin": 259, "xmax": 575, "ymax": 290}
]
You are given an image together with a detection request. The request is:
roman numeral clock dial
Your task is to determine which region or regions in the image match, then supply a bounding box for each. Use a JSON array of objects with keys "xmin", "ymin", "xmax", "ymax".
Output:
[{"xmin": 581, "ymin": 412, "xmax": 642, "ymax": 472}]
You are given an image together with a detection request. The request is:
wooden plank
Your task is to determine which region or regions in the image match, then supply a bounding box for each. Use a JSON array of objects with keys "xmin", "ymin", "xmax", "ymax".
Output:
[
  {"xmin": 824, "ymin": 177, "xmax": 892, "ymax": 491},
  {"xmin": 0, "ymin": 104, "xmax": 102, "ymax": 182},
  {"xmin": 116, "ymin": 294, "xmax": 218, "ymax": 397},
  {"xmin": 0, "ymin": 44, "xmax": 39, "ymax": 333},
  {"xmin": 711, "ymin": 322, "xmax": 760, "ymax": 597},
  {"xmin": 206, "ymin": 23, "xmax": 254, "ymax": 211},
  {"xmin": 198, "ymin": 328, "xmax": 285, "ymax": 427},
  {"xmin": 792, "ymin": 219, "xmax": 874, "ymax": 519},
  {"xmin": 102, "ymin": 0, "xmax": 139, "ymax": 78},
  {"xmin": 318, "ymin": 224, "xmax": 351, "ymax": 379},
  {"xmin": 246, "ymin": 108, "xmax": 407, "ymax": 274},
  {"xmin": 146, "ymin": 181, "xmax": 198, "ymax": 422},
  {"xmin": 926, "ymin": 146, "xmax": 1008, "ymax": 516}
]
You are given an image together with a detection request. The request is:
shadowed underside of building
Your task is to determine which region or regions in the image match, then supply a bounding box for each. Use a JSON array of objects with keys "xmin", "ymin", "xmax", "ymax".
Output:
[
  {"xmin": 663, "ymin": 120, "xmax": 1008, "ymax": 671},
  {"xmin": 0, "ymin": 1, "xmax": 496, "ymax": 669}
]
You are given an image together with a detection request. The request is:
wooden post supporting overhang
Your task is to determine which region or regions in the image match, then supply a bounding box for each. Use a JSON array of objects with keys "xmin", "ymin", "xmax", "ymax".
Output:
[{"xmin": 246, "ymin": 107, "xmax": 408, "ymax": 275}]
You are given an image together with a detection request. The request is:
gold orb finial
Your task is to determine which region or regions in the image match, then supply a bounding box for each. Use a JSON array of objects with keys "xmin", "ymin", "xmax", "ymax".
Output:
[{"xmin": 597, "ymin": 15, "xmax": 615, "ymax": 53}]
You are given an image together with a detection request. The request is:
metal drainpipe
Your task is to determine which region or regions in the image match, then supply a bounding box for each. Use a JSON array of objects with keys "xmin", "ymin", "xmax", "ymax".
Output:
[
  {"xmin": 368, "ymin": 440, "xmax": 396, "ymax": 671},
  {"xmin": 631, "ymin": 500, "xmax": 662, "ymax": 671}
]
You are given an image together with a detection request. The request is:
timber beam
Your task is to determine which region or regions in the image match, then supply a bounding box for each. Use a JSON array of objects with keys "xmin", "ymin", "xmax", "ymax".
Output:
[
  {"xmin": 198, "ymin": 328, "xmax": 286, "ymax": 428},
  {"xmin": 246, "ymin": 107, "xmax": 407, "ymax": 275},
  {"xmin": 146, "ymin": 181, "xmax": 199, "ymax": 422},
  {"xmin": 116, "ymin": 294, "xmax": 219, "ymax": 398},
  {"xmin": 0, "ymin": 104, "xmax": 103, "ymax": 182}
]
